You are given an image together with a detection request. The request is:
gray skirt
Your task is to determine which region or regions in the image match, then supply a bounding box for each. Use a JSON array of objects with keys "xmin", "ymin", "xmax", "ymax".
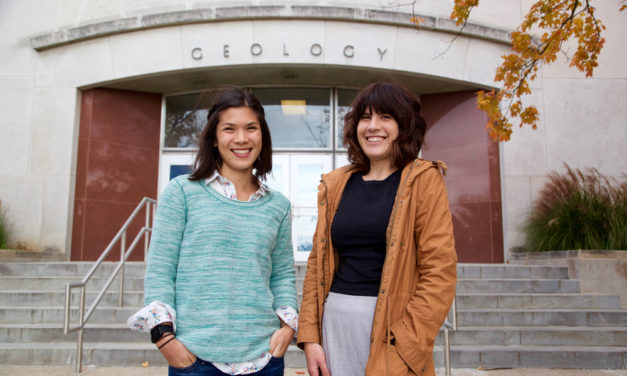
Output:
[{"xmin": 322, "ymin": 292, "xmax": 378, "ymax": 376}]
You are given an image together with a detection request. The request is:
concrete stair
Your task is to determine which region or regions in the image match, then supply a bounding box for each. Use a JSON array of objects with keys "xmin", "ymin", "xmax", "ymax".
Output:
[{"xmin": 0, "ymin": 262, "xmax": 625, "ymax": 369}]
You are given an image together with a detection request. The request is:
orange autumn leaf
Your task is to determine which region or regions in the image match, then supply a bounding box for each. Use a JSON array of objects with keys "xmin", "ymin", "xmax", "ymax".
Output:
[{"xmin": 410, "ymin": 16, "xmax": 425, "ymax": 25}]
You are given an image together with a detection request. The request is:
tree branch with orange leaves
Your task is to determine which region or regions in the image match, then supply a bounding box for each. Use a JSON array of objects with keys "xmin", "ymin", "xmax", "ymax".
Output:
[{"xmin": 451, "ymin": 0, "xmax": 621, "ymax": 141}]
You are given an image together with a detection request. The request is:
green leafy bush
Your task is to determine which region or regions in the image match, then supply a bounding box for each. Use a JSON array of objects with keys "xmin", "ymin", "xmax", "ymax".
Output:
[
  {"xmin": 0, "ymin": 200, "xmax": 7, "ymax": 249},
  {"xmin": 524, "ymin": 165, "xmax": 626, "ymax": 252}
]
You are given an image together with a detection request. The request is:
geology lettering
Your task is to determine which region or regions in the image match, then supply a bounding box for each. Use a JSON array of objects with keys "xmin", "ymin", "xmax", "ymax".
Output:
[{"xmin": 191, "ymin": 43, "xmax": 388, "ymax": 61}]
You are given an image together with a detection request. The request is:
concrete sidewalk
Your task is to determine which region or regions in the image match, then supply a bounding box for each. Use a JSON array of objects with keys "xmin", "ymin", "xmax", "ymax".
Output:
[{"xmin": 3, "ymin": 366, "xmax": 626, "ymax": 375}]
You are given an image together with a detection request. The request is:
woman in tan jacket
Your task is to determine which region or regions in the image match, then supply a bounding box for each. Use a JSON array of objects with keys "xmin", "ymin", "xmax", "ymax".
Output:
[{"xmin": 297, "ymin": 82, "xmax": 457, "ymax": 376}]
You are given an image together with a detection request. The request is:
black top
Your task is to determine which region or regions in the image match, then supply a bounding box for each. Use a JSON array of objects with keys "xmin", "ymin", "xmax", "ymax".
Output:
[{"xmin": 329, "ymin": 169, "xmax": 402, "ymax": 296}]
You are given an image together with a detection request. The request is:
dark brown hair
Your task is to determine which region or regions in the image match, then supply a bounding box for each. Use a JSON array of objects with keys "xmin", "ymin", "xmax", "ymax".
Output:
[
  {"xmin": 343, "ymin": 82, "xmax": 426, "ymax": 172},
  {"xmin": 188, "ymin": 86, "xmax": 272, "ymax": 182}
]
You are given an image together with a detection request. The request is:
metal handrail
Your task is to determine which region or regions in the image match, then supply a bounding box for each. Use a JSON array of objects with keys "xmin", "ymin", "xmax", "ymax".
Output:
[
  {"xmin": 442, "ymin": 295, "xmax": 458, "ymax": 376},
  {"xmin": 63, "ymin": 197, "xmax": 157, "ymax": 373}
]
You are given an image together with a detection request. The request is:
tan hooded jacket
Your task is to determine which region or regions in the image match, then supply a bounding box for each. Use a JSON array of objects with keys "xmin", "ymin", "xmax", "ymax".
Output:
[{"xmin": 297, "ymin": 159, "xmax": 458, "ymax": 376}]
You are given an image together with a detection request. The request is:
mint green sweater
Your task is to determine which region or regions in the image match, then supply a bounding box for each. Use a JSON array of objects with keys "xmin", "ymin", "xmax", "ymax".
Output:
[{"xmin": 144, "ymin": 175, "xmax": 297, "ymax": 362}]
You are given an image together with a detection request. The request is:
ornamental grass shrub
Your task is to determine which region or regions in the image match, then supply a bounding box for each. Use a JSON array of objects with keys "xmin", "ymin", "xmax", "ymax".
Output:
[
  {"xmin": 0, "ymin": 200, "xmax": 7, "ymax": 249},
  {"xmin": 523, "ymin": 164, "xmax": 626, "ymax": 252}
]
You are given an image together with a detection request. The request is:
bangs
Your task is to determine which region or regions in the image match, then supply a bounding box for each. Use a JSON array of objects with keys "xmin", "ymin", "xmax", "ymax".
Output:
[{"xmin": 354, "ymin": 86, "xmax": 398, "ymax": 118}]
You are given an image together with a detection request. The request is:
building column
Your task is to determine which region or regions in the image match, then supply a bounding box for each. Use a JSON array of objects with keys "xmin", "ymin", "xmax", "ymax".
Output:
[{"xmin": 72, "ymin": 88, "xmax": 161, "ymax": 261}]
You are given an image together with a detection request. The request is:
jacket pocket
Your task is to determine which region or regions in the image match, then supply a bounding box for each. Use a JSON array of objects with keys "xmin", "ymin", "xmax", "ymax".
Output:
[
  {"xmin": 390, "ymin": 343, "xmax": 416, "ymax": 376},
  {"xmin": 368, "ymin": 344, "xmax": 415, "ymax": 376},
  {"xmin": 390, "ymin": 319, "xmax": 430, "ymax": 375}
]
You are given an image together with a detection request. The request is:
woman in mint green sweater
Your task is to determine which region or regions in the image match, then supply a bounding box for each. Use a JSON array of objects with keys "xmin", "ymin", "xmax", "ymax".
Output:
[{"xmin": 128, "ymin": 87, "xmax": 297, "ymax": 376}]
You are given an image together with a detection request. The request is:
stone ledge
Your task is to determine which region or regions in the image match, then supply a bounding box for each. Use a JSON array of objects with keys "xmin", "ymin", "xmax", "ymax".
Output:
[
  {"xmin": 511, "ymin": 250, "xmax": 627, "ymax": 308},
  {"xmin": 511, "ymin": 249, "xmax": 627, "ymax": 260},
  {"xmin": 0, "ymin": 249, "xmax": 67, "ymax": 262},
  {"xmin": 30, "ymin": 5, "xmax": 511, "ymax": 51}
]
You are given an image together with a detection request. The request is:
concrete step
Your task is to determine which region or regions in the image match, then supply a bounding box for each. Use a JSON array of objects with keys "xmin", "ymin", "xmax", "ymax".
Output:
[
  {"xmin": 0, "ymin": 279, "xmax": 582, "ymax": 308},
  {"xmin": 5, "ymin": 305, "xmax": 626, "ymax": 330},
  {"xmin": 0, "ymin": 275, "xmax": 146, "ymax": 291},
  {"xmin": 0, "ymin": 323, "xmax": 148, "ymax": 343},
  {"xmin": 435, "ymin": 326, "xmax": 627, "ymax": 346},
  {"xmin": 0, "ymin": 262, "xmax": 147, "ymax": 277},
  {"xmin": 1, "ymin": 262, "xmax": 304, "ymax": 278},
  {"xmin": 3, "ymin": 323, "xmax": 625, "ymax": 348},
  {"xmin": 456, "ymin": 279, "xmax": 581, "ymax": 293},
  {"xmin": 1, "ymin": 341, "xmax": 625, "ymax": 369},
  {"xmin": 456, "ymin": 293, "xmax": 621, "ymax": 309},
  {"xmin": 8, "ymin": 290, "xmax": 615, "ymax": 314},
  {"xmin": 450, "ymin": 345, "xmax": 627, "ymax": 369},
  {"xmin": 0, "ymin": 275, "xmax": 303, "ymax": 294},
  {"xmin": 457, "ymin": 264, "xmax": 570, "ymax": 280},
  {"xmin": 0, "ymin": 306, "xmax": 138, "ymax": 324},
  {"xmin": 0, "ymin": 290, "xmax": 145, "ymax": 307},
  {"xmin": 0, "ymin": 342, "xmax": 307, "ymax": 368},
  {"xmin": 1, "ymin": 262, "xmax": 571, "ymax": 281},
  {"xmin": 457, "ymin": 308, "xmax": 627, "ymax": 327},
  {"xmin": 3, "ymin": 288, "xmax": 618, "ymax": 310}
]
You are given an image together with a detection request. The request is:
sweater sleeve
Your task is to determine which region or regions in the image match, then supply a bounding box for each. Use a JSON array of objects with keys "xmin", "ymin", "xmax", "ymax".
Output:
[
  {"xmin": 269, "ymin": 202, "xmax": 298, "ymax": 312},
  {"xmin": 144, "ymin": 178, "xmax": 187, "ymax": 308}
]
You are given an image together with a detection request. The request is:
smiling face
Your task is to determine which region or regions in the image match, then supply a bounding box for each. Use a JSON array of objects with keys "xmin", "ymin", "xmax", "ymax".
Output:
[
  {"xmin": 214, "ymin": 106, "xmax": 262, "ymax": 178},
  {"xmin": 356, "ymin": 108, "xmax": 399, "ymax": 165}
]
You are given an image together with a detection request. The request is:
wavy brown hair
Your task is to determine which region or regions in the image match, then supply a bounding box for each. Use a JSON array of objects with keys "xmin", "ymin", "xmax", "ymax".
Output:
[
  {"xmin": 343, "ymin": 82, "xmax": 426, "ymax": 172},
  {"xmin": 188, "ymin": 86, "xmax": 272, "ymax": 182}
]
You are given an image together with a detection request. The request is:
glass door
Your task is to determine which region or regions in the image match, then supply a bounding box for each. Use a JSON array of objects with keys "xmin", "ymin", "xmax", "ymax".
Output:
[
  {"xmin": 158, "ymin": 152, "xmax": 195, "ymax": 196},
  {"xmin": 267, "ymin": 153, "xmax": 332, "ymax": 261}
]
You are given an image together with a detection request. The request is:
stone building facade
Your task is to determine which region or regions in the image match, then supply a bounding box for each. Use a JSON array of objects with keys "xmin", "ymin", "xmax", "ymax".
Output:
[{"xmin": 0, "ymin": 0, "xmax": 624, "ymax": 263}]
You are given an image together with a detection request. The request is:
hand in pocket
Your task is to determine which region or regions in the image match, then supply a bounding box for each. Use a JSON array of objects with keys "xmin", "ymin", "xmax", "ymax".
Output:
[
  {"xmin": 269, "ymin": 326, "xmax": 295, "ymax": 357},
  {"xmin": 159, "ymin": 337, "xmax": 197, "ymax": 368}
]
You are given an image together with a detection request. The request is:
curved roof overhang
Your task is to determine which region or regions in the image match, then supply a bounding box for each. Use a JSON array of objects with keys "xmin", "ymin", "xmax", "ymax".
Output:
[
  {"xmin": 31, "ymin": 5, "xmax": 510, "ymax": 51},
  {"xmin": 31, "ymin": 6, "xmax": 511, "ymax": 94}
]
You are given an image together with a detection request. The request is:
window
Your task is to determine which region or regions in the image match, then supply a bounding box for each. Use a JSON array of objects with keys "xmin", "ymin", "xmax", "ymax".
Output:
[
  {"xmin": 336, "ymin": 88, "xmax": 356, "ymax": 150},
  {"xmin": 252, "ymin": 88, "xmax": 331, "ymax": 149},
  {"xmin": 164, "ymin": 93, "xmax": 212, "ymax": 148}
]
